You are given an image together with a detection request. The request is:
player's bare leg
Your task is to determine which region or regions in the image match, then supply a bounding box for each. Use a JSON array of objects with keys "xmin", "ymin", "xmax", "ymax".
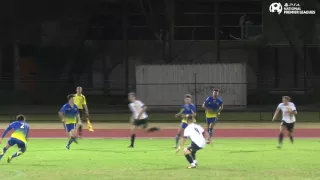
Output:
[
  {"xmin": 288, "ymin": 130, "xmax": 294, "ymax": 144},
  {"xmin": 183, "ymin": 148, "xmax": 196, "ymax": 169},
  {"xmin": 72, "ymin": 129, "xmax": 79, "ymax": 144},
  {"xmin": 77, "ymin": 118, "xmax": 84, "ymax": 137},
  {"xmin": 174, "ymin": 128, "xmax": 183, "ymax": 148},
  {"xmin": 277, "ymin": 125, "xmax": 286, "ymax": 148},
  {"xmin": 144, "ymin": 125, "xmax": 160, "ymax": 133},
  {"xmin": 128, "ymin": 126, "xmax": 138, "ymax": 148},
  {"xmin": 190, "ymin": 149, "xmax": 198, "ymax": 166},
  {"xmin": 0, "ymin": 144, "xmax": 11, "ymax": 160},
  {"xmin": 207, "ymin": 123, "xmax": 215, "ymax": 143},
  {"xmin": 66, "ymin": 129, "xmax": 78, "ymax": 150}
]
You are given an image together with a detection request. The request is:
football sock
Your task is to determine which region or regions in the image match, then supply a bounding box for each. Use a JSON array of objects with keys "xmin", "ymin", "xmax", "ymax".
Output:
[
  {"xmin": 11, "ymin": 148, "xmax": 25, "ymax": 159},
  {"xmin": 289, "ymin": 133, "xmax": 294, "ymax": 143},
  {"xmin": 193, "ymin": 160, "xmax": 197, "ymax": 164},
  {"xmin": 191, "ymin": 151, "xmax": 196, "ymax": 160},
  {"xmin": 0, "ymin": 147, "xmax": 8, "ymax": 159},
  {"xmin": 78, "ymin": 125, "xmax": 82, "ymax": 135},
  {"xmin": 278, "ymin": 133, "xmax": 284, "ymax": 144},
  {"xmin": 208, "ymin": 128, "xmax": 213, "ymax": 138},
  {"xmin": 67, "ymin": 137, "xmax": 74, "ymax": 146},
  {"xmin": 72, "ymin": 136, "xmax": 78, "ymax": 144},
  {"xmin": 130, "ymin": 134, "xmax": 136, "ymax": 146},
  {"xmin": 175, "ymin": 134, "xmax": 181, "ymax": 147},
  {"xmin": 185, "ymin": 154, "xmax": 194, "ymax": 164}
]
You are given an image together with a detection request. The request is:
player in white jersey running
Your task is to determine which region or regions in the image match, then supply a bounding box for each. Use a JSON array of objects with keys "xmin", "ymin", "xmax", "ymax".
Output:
[
  {"xmin": 272, "ymin": 96, "xmax": 297, "ymax": 148},
  {"xmin": 176, "ymin": 115, "xmax": 209, "ymax": 169},
  {"xmin": 128, "ymin": 92, "xmax": 160, "ymax": 148}
]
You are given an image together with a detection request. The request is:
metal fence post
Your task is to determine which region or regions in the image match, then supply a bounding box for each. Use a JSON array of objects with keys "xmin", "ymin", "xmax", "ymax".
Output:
[{"xmin": 194, "ymin": 73, "xmax": 197, "ymax": 106}]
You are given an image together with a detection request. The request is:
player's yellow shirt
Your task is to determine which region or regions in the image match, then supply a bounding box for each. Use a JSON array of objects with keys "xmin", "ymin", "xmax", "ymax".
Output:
[
  {"xmin": 59, "ymin": 103, "xmax": 79, "ymax": 124},
  {"xmin": 205, "ymin": 110, "xmax": 219, "ymax": 118},
  {"xmin": 5, "ymin": 121, "xmax": 30, "ymax": 144},
  {"xmin": 203, "ymin": 97, "xmax": 223, "ymax": 118},
  {"xmin": 74, "ymin": 94, "xmax": 87, "ymax": 109},
  {"xmin": 182, "ymin": 117, "xmax": 196, "ymax": 123}
]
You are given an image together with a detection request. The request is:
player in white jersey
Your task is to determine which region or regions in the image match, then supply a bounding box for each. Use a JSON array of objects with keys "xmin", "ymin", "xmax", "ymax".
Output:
[
  {"xmin": 176, "ymin": 115, "xmax": 209, "ymax": 169},
  {"xmin": 272, "ymin": 96, "xmax": 297, "ymax": 148},
  {"xmin": 128, "ymin": 92, "xmax": 160, "ymax": 148}
]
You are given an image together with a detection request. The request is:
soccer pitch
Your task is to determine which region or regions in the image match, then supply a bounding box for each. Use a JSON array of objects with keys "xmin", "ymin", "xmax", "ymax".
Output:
[{"xmin": 0, "ymin": 139, "xmax": 320, "ymax": 180}]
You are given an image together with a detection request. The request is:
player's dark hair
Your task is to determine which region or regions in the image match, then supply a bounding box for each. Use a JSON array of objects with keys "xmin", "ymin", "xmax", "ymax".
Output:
[
  {"xmin": 67, "ymin": 94, "xmax": 74, "ymax": 100},
  {"xmin": 128, "ymin": 92, "xmax": 136, "ymax": 97},
  {"xmin": 185, "ymin": 94, "xmax": 192, "ymax": 98},
  {"xmin": 282, "ymin": 96, "xmax": 291, "ymax": 101},
  {"xmin": 213, "ymin": 88, "xmax": 219, "ymax": 92},
  {"xmin": 16, "ymin": 114, "xmax": 25, "ymax": 121}
]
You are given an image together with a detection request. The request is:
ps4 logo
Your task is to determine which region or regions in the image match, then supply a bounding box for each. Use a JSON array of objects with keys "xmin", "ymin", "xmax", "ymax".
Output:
[{"xmin": 284, "ymin": 3, "xmax": 300, "ymax": 7}]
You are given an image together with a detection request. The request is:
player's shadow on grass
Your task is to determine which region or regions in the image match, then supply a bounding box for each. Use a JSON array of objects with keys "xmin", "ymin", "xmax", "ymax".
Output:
[
  {"xmin": 74, "ymin": 148, "xmax": 168, "ymax": 153},
  {"xmin": 227, "ymin": 150, "xmax": 274, "ymax": 153},
  {"xmin": 11, "ymin": 163, "xmax": 57, "ymax": 167},
  {"xmin": 74, "ymin": 148, "xmax": 126, "ymax": 153},
  {"xmin": 141, "ymin": 166, "xmax": 213, "ymax": 171},
  {"xmin": 30, "ymin": 149, "xmax": 69, "ymax": 152}
]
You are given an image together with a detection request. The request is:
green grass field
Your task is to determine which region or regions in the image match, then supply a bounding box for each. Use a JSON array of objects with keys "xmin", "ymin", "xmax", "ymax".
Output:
[{"xmin": 0, "ymin": 139, "xmax": 320, "ymax": 180}]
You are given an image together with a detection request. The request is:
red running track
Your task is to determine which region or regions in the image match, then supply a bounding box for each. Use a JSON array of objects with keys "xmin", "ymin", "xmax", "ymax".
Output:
[{"xmin": 0, "ymin": 129, "xmax": 319, "ymax": 138}]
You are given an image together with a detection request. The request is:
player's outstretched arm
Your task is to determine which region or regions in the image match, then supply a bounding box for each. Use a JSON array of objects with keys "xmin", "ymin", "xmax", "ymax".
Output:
[
  {"xmin": 76, "ymin": 114, "xmax": 81, "ymax": 122},
  {"xmin": 290, "ymin": 110, "xmax": 297, "ymax": 115},
  {"xmin": 272, "ymin": 108, "xmax": 280, "ymax": 121},
  {"xmin": 191, "ymin": 109, "xmax": 196, "ymax": 117},
  {"xmin": 202, "ymin": 102, "xmax": 206, "ymax": 109},
  {"xmin": 59, "ymin": 112, "xmax": 65, "ymax": 122},
  {"xmin": 175, "ymin": 109, "xmax": 184, "ymax": 118},
  {"xmin": 289, "ymin": 105, "xmax": 298, "ymax": 115},
  {"xmin": 219, "ymin": 104, "xmax": 224, "ymax": 113},
  {"xmin": 202, "ymin": 101, "xmax": 212, "ymax": 112},
  {"xmin": 203, "ymin": 131, "xmax": 210, "ymax": 143},
  {"xmin": 0, "ymin": 125, "xmax": 13, "ymax": 143},
  {"xmin": 137, "ymin": 105, "xmax": 147, "ymax": 119}
]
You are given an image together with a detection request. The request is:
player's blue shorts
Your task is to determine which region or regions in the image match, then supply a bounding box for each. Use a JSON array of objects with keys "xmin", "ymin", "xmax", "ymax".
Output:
[
  {"xmin": 65, "ymin": 123, "xmax": 76, "ymax": 132},
  {"xmin": 180, "ymin": 122, "xmax": 188, "ymax": 129},
  {"xmin": 8, "ymin": 138, "xmax": 26, "ymax": 149},
  {"xmin": 206, "ymin": 117, "xmax": 217, "ymax": 125}
]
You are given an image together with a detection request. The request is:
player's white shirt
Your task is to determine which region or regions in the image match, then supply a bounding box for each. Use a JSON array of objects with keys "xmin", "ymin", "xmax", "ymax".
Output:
[
  {"xmin": 129, "ymin": 100, "xmax": 148, "ymax": 119},
  {"xmin": 277, "ymin": 102, "xmax": 297, "ymax": 123},
  {"xmin": 184, "ymin": 123, "xmax": 206, "ymax": 148}
]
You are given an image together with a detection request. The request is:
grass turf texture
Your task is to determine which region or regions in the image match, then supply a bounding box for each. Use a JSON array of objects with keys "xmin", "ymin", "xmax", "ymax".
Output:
[
  {"xmin": 2, "ymin": 111, "xmax": 320, "ymax": 122},
  {"xmin": 0, "ymin": 139, "xmax": 320, "ymax": 180}
]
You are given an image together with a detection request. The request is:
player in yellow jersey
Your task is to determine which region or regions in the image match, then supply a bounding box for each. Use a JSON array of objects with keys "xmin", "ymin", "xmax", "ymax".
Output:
[
  {"xmin": 202, "ymin": 89, "xmax": 223, "ymax": 143},
  {"xmin": 0, "ymin": 114, "xmax": 29, "ymax": 163},
  {"xmin": 174, "ymin": 94, "xmax": 196, "ymax": 148},
  {"xmin": 74, "ymin": 86, "xmax": 93, "ymax": 137}
]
